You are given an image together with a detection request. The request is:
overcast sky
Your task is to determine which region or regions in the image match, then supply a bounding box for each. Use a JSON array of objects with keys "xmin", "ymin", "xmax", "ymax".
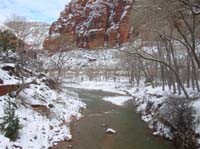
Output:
[{"xmin": 0, "ymin": 0, "xmax": 71, "ymax": 24}]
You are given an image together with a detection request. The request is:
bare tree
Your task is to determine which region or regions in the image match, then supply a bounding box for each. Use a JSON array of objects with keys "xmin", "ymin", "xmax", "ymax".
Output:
[
  {"xmin": 5, "ymin": 14, "xmax": 30, "ymax": 42},
  {"xmin": 48, "ymin": 50, "xmax": 69, "ymax": 88},
  {"xmin": 3, "ymin": 15, "xmax": 44, "ymax": 86},
  {"xmin": 125, "ymin": 0, "xmax": 200, "ymax": 98}
]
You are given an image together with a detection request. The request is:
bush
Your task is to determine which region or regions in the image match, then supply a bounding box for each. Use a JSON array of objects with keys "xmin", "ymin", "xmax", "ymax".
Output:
[
  {"xmin": 0, "ymin": 96, "xmax": 21, "ymax": 141},
  {"xmin": 162, "ymin": 97, "xmax": 198, "ymax": 149}
]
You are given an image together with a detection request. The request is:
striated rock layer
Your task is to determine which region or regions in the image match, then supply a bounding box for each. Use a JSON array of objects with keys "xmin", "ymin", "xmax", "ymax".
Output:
[{"xmin": 43, "ymin": 0, "xmax": 133, "ymax": 51}]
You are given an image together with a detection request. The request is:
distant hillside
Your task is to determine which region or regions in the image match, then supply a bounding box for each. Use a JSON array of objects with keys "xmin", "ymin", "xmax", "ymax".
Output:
[
  {"xmin": 24, "ymin": 22, "xmax": 50, "ymax": 50},
  {"xmin": 3, "ymin": 20, "xmax": 50, "ymax": 50}
]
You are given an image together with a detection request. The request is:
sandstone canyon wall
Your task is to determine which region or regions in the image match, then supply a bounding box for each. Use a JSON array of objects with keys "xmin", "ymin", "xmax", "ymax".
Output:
[{"xmin": 43, "ymin": 0, "xmax": 133, "ymax": 51}]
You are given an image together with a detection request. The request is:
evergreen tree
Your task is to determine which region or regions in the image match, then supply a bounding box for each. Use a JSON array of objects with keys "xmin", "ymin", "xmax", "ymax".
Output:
[
  {"xmin": 0, "ymin": 30, "xmax": 17, "ymax": 61},
  {"xmin": 0, "ymin": 96, "xmax": 21, "ymax": 141}
]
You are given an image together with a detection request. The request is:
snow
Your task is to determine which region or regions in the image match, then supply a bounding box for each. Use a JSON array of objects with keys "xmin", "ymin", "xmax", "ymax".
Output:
[
  {"xmin": 0, "ymin": 63, "xmax": 86, "ymax": 149},
  {"xmin": 51, "ymin": 0, "xmax": 132, "ymax": 43},
  {"xmin": 0, "ymin": 22, "xmax": 49, "ymax": 50},
  {"xmin": 63, "ymin": 80, "xmax": 128, "ymax": 95},
  {"xmin": 192, "ymin": 100, "xmax": 200, "ymax": 136},
  {"xmin": 0, "ymin": 65, "xmax": 20, "ymax": 85},
  {"xmin": 0, "ymin": 23, "xmax": 199, "ymax": 148},
  {"xmin": 41, "ymin": 48, "xmax": 120, "ymax": 70},
  {"xmin": 0, "ymin": 85, "xmax": 86, "ymax": 148},
  {"xmin": 106, "ymin": 128, "xmax": 117, "ymax": 134},
  {"xmin": 39, "ymin": 42, "xmax": 200, "ymax": 144},
  {"xmin": 24, "ymin": 23, "xmax": 50, "ymax": 50},
  {"xmin": 0, "ymin": 23, "xmax": 10, "ymax": 31},
  {"xmin": 103, "ymin": 96, "xmax": 132, "ymax": 106},
  {"xmin": 63, "ymin": 75, "xmax": 200, "ymax": 141}
]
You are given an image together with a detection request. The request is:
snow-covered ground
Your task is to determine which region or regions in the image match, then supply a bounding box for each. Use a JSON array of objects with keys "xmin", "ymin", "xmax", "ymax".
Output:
[
  {"xmin": 63, "ymin": 80, "xmax": 129, "ymax": 94},
  {"xmin": 41, "ymin": 48, "xmax": 120, "ymax": 70},
  {"xmin": 0, "ymin": 64, "xmax": 19, "ymax": 85},
  {"xmin": 64, "ymin": 80, "xmax": 134, "ymax": 106},
  {"xmin": 103, "ymin": 96, "xmax": 133, "ymax": 106},
  {"xmin": 0, "ymin": 22, "xmax": 85, "ymax": 148},
  {"xmin": 1, "ymin": 21, "xmax": 200, "ymax": 146},
  {"xmin": 0, "ymin": 64, "xmax": 86, "ymax": 149}
]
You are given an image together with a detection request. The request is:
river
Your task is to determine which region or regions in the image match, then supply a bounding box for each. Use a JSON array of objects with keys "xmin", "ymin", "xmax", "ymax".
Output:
[{"xmin": 53, "ymin": 87, "xmax": 173, "ymax": 149}]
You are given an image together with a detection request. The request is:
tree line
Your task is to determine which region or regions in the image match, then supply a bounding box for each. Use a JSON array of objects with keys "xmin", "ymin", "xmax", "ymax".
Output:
[{"xmin": 122, "ymin": 0, "xmax": 200, "ymax": 99}]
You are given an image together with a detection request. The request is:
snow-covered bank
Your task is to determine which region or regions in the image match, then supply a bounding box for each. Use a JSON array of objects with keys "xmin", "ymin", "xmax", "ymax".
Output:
[
  {"xmin": 126, "ymin": 86, "xmax": 200, "ymax": 140},
  {"xmin": 64, "ymin": 80, "xmax": 200, "ymax": 142},
  {"xmin": 63, "ymin": 80, "xmax": 129, "ymax": 95},
  {"xmin": 0, "ymin": 65, "xmax": 86, "ymax": 149},
  {"xmin": 103, "ymin": 96, "xmax": 133, "ymax": 106}
]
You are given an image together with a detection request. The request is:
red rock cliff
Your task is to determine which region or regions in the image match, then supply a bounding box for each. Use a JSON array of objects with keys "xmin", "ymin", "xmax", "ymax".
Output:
[{"xmin": 43, "ymin": 0, "xmax": 133, "ymax": 51}]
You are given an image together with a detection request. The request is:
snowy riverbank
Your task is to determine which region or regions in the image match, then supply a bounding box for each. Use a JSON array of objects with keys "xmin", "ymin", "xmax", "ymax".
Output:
[
  {"xmin": 64, "ymin": 80, "xmax": 200, "ymax": 143},
  {"xmin": 0, "ymin": 65, "xmax": 86, "ymax": 149}
]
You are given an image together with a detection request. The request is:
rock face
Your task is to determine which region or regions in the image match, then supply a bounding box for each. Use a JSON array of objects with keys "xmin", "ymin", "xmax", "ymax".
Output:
[{"xmin": 43, "ymin": 0, "xmax": 133, "ymax": 51}]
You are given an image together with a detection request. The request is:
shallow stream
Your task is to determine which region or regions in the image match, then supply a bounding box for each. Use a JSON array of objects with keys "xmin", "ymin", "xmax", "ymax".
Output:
[{"xmin": 54, "ymin": 87, "xmax": 173, "ymax": 149}]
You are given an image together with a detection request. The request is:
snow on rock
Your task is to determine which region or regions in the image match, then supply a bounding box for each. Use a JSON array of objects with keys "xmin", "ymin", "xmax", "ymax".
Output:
[
  {"xmin": 106, "ymin": 128, "xmax": 117, "ymax": 134},
  {"xmin": 24, "ymin": 22, "xmax": 50, "ymax": 50},
  {"xmin": 0, "ymin": 64, "xmax": 19, "ymax": 85},
  {"xmin": 103, "ymin": 96, "xmax": 132, "ymax": 106},
  {"xmin": 0, "ymin": 66, "xmax": 86, "ymax": 148},
  {"xmin": 44, "ymin": 0, "xmax": 133, "ymax": 50}
]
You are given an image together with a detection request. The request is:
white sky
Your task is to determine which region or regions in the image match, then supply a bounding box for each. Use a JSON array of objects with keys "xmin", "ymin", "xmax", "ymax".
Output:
[{"xmin": 0, "ymin": 0, "xmax": 71, "ymax": 24}]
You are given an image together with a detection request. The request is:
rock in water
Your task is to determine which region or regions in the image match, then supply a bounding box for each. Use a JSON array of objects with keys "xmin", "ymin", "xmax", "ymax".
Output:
[
  {"xmin": 43, "ymin": 0, "xmax": 133, "ymax": 51},
  {"xmin": 106, "ymin": 128, "xmax": 117, "ymax": 134},
  {"xmin": 101, "ymin": 123, "xmax": 107, "ymax": 127}
]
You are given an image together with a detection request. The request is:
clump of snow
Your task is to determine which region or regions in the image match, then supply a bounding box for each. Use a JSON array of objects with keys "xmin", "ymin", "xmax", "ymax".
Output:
[
  {"xmin": 106, "ymin": 128, "xmax": 117, "ymax": 134},
  {"xmin": 103, "ymin": 96, "xmax": 132, "ymax": 106}
]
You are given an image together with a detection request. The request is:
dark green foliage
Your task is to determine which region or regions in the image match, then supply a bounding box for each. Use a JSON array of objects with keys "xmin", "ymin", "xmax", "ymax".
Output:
[
  {"xmin": 0, "ymin": 30, "xmax": 18, "ymax": 52},
  {"xmin": 0, "ymin": 96, "xmax": 21, "ymax": 141}
]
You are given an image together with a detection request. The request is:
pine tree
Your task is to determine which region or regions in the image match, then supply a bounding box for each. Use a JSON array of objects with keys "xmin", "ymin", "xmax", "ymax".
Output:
[
  {"xmin": 0, "ymin": 96, "xmax": 21, "ymax": 141},
  {"xmin": 0, "ymin": 30, "xmax": 17, "ymax": 61}
]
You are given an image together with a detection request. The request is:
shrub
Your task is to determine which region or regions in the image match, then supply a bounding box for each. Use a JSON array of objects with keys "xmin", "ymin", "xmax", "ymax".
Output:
[
  {"xmin": 162, "ymin": 97, "xmax": 198, "ymax": 149},
  {"xmin": 0, "ymin": 96, "xmax": 21, "ymax": 141}
]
